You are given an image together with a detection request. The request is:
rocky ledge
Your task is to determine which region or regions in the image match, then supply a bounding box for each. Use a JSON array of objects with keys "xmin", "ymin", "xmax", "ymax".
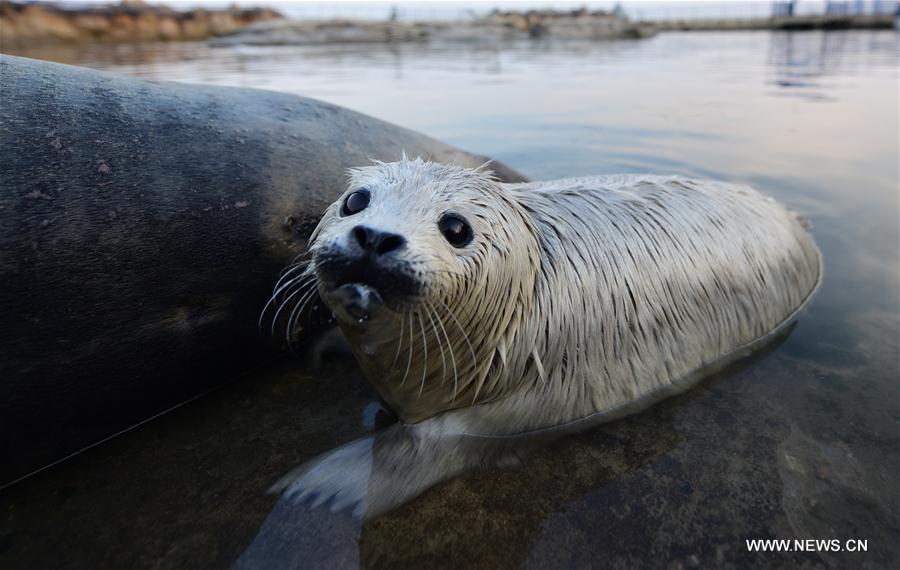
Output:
[
  {"xmin": 211, "ymin": 8, "xmax": 655, "ymax": 47},
  {"xmin": 0, "ymin": 0, "xmax": 283, "ymax": 48}
]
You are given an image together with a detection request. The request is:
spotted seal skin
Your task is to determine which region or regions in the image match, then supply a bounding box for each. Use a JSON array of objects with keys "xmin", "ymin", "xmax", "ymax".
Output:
[{"xmin": 265, "ymin": 158, "xmax": 821, "ymax": 519}]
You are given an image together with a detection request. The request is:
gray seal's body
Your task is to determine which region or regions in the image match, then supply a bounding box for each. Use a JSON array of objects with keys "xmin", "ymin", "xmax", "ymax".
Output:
[
  {"xmin": 266, "ymin": 159, "xmax": 821, "ymax": 519},
  {"xmin": 0, "ymin": 56, "xmax": 528, "ymax": 486}
]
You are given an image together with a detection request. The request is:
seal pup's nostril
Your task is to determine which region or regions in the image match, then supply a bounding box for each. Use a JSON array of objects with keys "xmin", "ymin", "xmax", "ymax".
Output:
[
  {"xmin": 351, "ymin": 225, "xmax": 406, "ymax": 256},
  {"xmin": 352, "ymin": 225, "xmax": 369, "ymax": 249},
  {"xmin": 375, "ymin": 233, "xmax": 405, "ymax": 255}
]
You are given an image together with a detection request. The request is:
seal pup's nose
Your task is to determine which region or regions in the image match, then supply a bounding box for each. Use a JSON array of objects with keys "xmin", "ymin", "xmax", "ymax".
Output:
[{"xmin": 351, "ymin": 225, "xmax": 406, "ymax": 256}]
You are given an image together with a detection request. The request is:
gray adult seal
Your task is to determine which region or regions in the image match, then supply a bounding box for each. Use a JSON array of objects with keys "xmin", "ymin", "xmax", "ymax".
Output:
[
  {"xmin": 266, "ymin": 157, "xmax": 821, "ymax": 519},
  {"xmin": 0, "ymin": 55, "xmax": 527, "ymax": 486}
]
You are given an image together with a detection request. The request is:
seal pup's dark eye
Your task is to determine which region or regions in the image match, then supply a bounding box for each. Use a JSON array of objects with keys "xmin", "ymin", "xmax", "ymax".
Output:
[
  {"xmin": 438, "ymin": 214, "xmax": 473, "ymax": 248},
  {"xmin": 341, "ymin": 190, "xmax": 370, "ymax": 217}
]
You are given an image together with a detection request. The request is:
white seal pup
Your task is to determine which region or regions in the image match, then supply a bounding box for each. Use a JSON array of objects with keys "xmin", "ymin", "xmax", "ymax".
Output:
[{"xmin": 265, "ymin": 157, "xmax": 821, "ymax": 519}]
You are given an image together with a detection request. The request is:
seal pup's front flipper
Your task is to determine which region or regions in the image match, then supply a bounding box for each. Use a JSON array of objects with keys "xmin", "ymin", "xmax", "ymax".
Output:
[
  {"xmin": 269, "ymin": 417, "xmax": 529, "ymax": 520},
  {"xmin": 240, "ymin": 418, "xmax": 501, "ymax": 567},
  {"xmin": 270, "ymin": 434, "xmax": 376, "ymax": 519}
]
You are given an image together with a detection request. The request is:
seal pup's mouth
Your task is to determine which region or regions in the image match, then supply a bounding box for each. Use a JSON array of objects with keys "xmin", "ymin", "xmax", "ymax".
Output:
[
  {"xmin": 314, "ymin": 246, "xmax": 422, "ymax": 320},
  {"xmin": 328, "ymin": 282, "xmax": 384, "ymax": 324}
]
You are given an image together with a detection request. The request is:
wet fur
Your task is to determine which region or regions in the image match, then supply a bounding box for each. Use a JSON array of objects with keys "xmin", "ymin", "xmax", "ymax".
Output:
[{"xmin": 266, "ymin": 159, "xmax": 821, "ymax": 519}]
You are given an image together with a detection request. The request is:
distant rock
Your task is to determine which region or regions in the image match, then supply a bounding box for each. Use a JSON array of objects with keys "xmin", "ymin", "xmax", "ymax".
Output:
[
  {"xmin": 211, "ymin": 11, "xmax": 655, "ymax": 47},
  {"xmin": 0, "ymin": 0, "xmax": 283, "ymax": 48}
]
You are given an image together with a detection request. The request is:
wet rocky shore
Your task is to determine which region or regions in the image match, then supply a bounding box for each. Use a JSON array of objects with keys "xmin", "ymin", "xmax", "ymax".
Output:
[
  {"xmin": 211, "ymin": 9, "xmax": 655, "ymax": 47},
  {"xmin": 0, "ymin": 0, "xmax": 282, "ymax": 48},
  {"xmin": 2, "ymin": 2, "xmax": 894, "ymax": 52}
]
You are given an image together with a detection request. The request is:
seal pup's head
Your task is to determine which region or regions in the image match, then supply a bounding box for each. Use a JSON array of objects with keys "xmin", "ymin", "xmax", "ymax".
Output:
[{"xmin": 304, "ymin": 157, "xmax": 540, "ymax": 421}]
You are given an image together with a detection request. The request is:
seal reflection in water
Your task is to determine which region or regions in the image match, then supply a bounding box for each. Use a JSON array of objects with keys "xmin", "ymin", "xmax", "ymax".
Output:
[{"xmin": 265, "ymin": 157, "xmax": 821, "ymax": 520}]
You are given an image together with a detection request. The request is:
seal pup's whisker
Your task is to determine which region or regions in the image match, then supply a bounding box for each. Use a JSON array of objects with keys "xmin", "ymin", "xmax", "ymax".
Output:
[
  {"xmin": 287, "ymin": 249, "xmax": 314, "ymax": 265},
  {"xmin": 258, "ymin": 274, "xmax": 300, "ymax": 331},
  {"xmin": 269, "ymin": 282, "xmax": 313, "ymax": 338},
  {"xmin": 268, "ymin": 265, "xmax": 313, "ymax": 300},
  {"xmin": 258, "ymin": 274, "xmax": 314, "ymax": 333},
  {"xmin": 285, "ymin": 282, "xmax": 319, "ymax": 356},
  {"xmin": 435, "ymin": 302, "xmax": 466, "ymax": 401},
  {"xmin": 273, "ymin": 272, "xmax": 313, "ymax": 310},
  {"xmin": 285, "ymin": 281, "xmax": 320, "ymax": 345},
  {"xmin": 270, "ymin": 270, "xmax": 311, "ymax": 303},
  {"xmin": 391, "ymin": 312, "xmax": 406, "ymax": 370},
  {"xmin": 272, "ymin": 260, "xmax": 313, "ymax": 295},
  {"xmin": 275, "ymin": 258, "xmax": 310, "ymax": 285},
  {"xmin": 428, "ymin": 302, "xmax": 458, "ymax": 400},
  {"xmin": 417, "ymin": 312, "xmax": 429, "ymax": 397},
  {"xmin": 424, "ymin": 302, "xmax": 447, "ymax": 386},
  {"xmin": 399, "ymin": 313, "xmax": 414, "ymax": 387},
  {"xmin": 438, "ymin": 298, "xmax": 479, "ymax": 381}
]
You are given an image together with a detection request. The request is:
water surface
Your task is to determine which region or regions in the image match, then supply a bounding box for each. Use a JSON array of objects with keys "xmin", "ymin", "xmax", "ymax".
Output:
[{"xmin": 2, "ymin": 30, "xmax": 898, "ymax": 569}]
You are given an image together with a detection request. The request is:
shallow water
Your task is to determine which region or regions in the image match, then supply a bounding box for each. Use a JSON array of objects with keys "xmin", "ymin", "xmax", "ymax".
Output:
[{"xmin": 2, "ymin": 31, "xmax": 899, "ymax": 568}]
